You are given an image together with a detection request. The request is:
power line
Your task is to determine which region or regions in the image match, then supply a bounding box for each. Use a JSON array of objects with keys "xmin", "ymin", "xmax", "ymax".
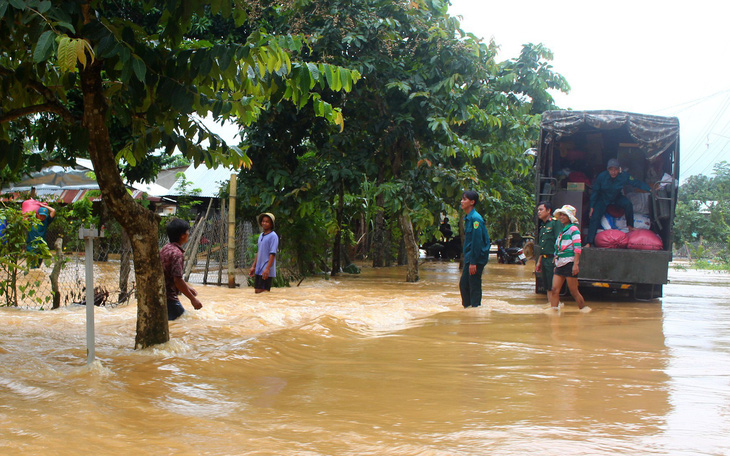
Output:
[
  {"xmin": 695, "ymin": 135, "xmax": 730, "ymax": 176},
  {"xmin": 682, "ymin": 94, "xmax": 730, "ymax": 175},
  {"xmin": 653, "ymin": 89, "xmax": 730, "ymax": 114}
]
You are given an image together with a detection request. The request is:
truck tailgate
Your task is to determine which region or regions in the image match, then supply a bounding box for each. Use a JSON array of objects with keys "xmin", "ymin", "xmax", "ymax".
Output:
[{"xmin": 579, "ymin": 248, "xmax": 671, "ymax": 285}]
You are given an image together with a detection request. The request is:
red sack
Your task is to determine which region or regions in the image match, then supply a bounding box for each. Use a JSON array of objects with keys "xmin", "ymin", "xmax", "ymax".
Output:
[
  {"xmin": 594, "ymin": 229, "xmax": 628, "ymax": 249},
  {"xmin": 606, "ymin": 204, "xmax": 625, "ymax": 218},
  {"xmin": 626, "ymin": 229, "xmax": 663, "ymax": 250},
  {"xmin": 21, "ymin": 199, "xmax": 42, "ymax": 214}
]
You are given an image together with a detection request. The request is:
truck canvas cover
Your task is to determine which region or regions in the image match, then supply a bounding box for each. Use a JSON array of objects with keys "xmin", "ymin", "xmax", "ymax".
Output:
[{"xmin": 541, "ymin": 110, "xmax": 679, "ymax": 160}]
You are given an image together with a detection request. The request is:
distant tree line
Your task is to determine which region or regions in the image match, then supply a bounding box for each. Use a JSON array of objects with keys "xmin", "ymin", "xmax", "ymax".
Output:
[{"xmin": 674, "ymin": 161, "xmax": 730, "ymax": 266}]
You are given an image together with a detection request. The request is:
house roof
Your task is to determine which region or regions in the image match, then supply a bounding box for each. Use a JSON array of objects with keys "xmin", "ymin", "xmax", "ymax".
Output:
[
  {"xmin": 1, "ymin": 158, "xmax": 163, "ymax": 202},
  {"xmin": 1, "ymin": 159, "xmax": 234, "ymax": 202}
]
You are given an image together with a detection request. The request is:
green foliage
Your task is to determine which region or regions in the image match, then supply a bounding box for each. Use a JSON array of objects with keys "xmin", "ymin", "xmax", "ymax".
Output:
[
  {"xmin": 45, "ymin": 194, "xmax": 103, "ymax": 253},
  {"xmin": 173, "ymin": 172, "xmax": 202, "ymax": 222},
  {"xmin": 1, "ymin": 0, "xmax": 567, "ymax": 286},
  {"xmin": 0, "ymin": 204, "xmax": 52, "ymax": 307},
  {"xmin": 675, "ymin": 162, "xmax": 730, "ymax": 246},
  {"xmin": 235, "ymin": 0, "xmax": 567, "ymax": 272},
  {"xmin": 0, "ymin": 0, "xmax": 360, "ymax": 168},
  {"xmin": 674, "ymin": 162, "xmax": 730, "ymax": 268}
]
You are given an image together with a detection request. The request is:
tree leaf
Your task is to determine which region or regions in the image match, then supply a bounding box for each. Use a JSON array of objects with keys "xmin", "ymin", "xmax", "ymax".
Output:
[
  {"xmin": 37, "ymin": 0, "xmax": 51, "ymax": 13},
  {"xmin": 75, "ymin": 39, "xmax": 88, "ymax": 68},
  {"xmin": 306, "ymin": 62, "xmax": 320, "ymax": 82},
  {"xmin": 54, "ymin": 21, "xmax": 76, "ymax": 34},
  {"xmin": 33, "ymin": 30, "xmax": 55, "ymax": 63},
  {"xmin": 131, "ymin": 56, "xmax": 146, "ymax": 83},
  {"xmin": 56, "ymin": 35, "xmax": 76, "ymax": 72}
]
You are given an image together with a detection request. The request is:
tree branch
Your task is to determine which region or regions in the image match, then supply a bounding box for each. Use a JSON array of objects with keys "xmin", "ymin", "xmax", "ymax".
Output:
[
  {"xmin": 0, "ymin": 103, "xmax": 76, "ymax": 124},
  {"xmin": 0, "ymin": 65, "xmax": 77, "ymax": 124}
]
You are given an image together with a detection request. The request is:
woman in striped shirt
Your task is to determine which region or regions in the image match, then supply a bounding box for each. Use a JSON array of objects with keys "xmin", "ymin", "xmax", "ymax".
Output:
[{"xmin": 549, "ymin": 205, "xmax": 591, "ymax": 313}]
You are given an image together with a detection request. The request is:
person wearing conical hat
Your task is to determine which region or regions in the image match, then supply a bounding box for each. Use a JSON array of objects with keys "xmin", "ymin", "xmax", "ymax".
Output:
[
  {"xmin": 549, "ymin": 205, "xmax": 590, "ymax": 313},
  {"xmin": 249, "ymin": 213, "xmax": 279, "ymax": 293}
]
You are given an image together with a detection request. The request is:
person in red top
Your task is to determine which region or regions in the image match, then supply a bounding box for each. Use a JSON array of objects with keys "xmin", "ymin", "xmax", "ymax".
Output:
[{"xmin": 160, "ymin": 218, "xmax": 203, "ymax": 320}]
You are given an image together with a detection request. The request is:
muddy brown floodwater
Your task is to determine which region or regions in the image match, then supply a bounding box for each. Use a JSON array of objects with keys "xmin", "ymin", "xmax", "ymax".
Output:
[{"xmin": 1, "ymin": 261, "xmax": 729, "ymax": 455}]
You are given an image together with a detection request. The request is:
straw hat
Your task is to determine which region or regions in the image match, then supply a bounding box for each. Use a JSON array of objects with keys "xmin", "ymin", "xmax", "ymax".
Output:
[
  {"xmin": 554, "ymin": 205, "xmax": 578, "ymax": 224},
  {"xmin": 257, "ymin": 212, "xmax": 275, "ymax": 229}
]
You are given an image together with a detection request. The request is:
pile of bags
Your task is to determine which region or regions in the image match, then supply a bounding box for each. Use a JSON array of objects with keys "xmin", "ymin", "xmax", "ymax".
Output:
[
  {"xmin": 594, "ymin": 229, "xmax": 663, "ymax": 250},
  {"xmin": 595, "ymin": 191, "xmax": 662, "ymax": 250}
]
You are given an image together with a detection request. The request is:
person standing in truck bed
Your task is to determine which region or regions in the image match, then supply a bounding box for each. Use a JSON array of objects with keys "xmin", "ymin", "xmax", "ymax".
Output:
[{"xmin": 585, "ymin": 158, "xmax": 652, "ymax": 247}]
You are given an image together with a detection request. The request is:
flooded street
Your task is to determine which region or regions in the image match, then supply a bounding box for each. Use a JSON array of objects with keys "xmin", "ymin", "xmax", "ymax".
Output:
[{"xmin": 1, "ymin": 261, "xmax": 729, "ymax": 455}]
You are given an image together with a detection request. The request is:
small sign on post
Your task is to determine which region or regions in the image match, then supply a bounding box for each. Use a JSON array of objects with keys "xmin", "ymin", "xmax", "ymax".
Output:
[{"xmin": 78, "ymin": 225, "xmax": 104, "ymax": 365}]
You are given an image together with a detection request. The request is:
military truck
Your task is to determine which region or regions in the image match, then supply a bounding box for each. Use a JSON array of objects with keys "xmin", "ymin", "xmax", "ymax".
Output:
[{"xmin": 534, "ymin": 110, "xmax": 679, "ymax": 299}]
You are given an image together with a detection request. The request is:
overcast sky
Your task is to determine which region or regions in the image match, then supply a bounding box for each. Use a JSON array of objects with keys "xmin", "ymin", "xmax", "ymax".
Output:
[{"xmin": 448, "ymin": 0, "xmax": 730, "ymax": 180}]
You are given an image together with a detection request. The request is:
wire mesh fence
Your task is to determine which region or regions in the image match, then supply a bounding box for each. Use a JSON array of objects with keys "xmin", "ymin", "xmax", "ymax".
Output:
[
  {"xmin": 1, "ymin": 210, "xmax": 257, "ymax": 310},
  {"xmin": 180, "ymin": 208, "xmax": 256, "ymax": 287},
  {"xmin": 0, "ymin": 221, "xmax": 136, "ymax": 310}
]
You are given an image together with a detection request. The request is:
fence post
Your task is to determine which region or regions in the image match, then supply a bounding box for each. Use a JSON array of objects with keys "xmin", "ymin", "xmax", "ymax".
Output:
[
  {"xmin": 79, "ymin": 225, "xmax": 104, "ymax": 365},
  {"xmin": 228, "ymin": 174, "xmax": 237, "ymax": 288},
  {"xmin": 218, "ymin": 199, "xmax": 225, "ymax": 285}
]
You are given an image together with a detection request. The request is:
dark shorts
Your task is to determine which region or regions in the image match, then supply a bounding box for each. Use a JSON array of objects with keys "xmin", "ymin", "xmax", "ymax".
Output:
[
  {"xmin": 555, "ymin": 262, "xmax": 577, "ymax": 277},
  {"xmin": 254, "ymin": 274, "xmax": 273, "ymax": 291},
  {"xmin": 167, "ymin": 299, "xmax": 185, "ymax": 321}
]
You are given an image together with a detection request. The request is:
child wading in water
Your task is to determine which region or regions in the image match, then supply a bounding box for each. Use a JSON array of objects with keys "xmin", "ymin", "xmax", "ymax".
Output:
[{"xmin": 249, "ymin": 213, "xmax": 279, "ymax": 293}]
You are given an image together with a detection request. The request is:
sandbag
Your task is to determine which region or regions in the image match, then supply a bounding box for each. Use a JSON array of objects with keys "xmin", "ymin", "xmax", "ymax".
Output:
[
  {"xmin": 594, "ymin": 229, "xmax": 628, "ymax": 249},
  {"xmin": 626, "ymin": 229, "xmax": 663, "ymax": 250}
]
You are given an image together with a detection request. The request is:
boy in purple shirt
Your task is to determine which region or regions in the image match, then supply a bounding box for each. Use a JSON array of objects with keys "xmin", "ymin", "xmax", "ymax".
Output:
[
  {"xmin": 160, "ymin": 218, "xmax": 203, "ymax": 320},
  {"xmin": 249, "ymin": 212, "xmax": 279, "ymax": 293}
]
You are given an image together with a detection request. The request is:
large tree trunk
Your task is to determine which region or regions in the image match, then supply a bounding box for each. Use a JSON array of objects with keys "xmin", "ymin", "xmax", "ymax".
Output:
[
  {"xmin": 81, "ymin": 62, "xmax": 169, "ymax": 349},
  {"xmin": 399, "ymin": 211, "xmax": 419, "ymax": 282},
  {"xmin": 371, "ymin": 204, "xmax": 387, "ymax": 267},
  {"xmin": 371, "ymin": 162, "xmax": 387, "ymax": 267},
  {"xmin": 119, "ymin": 228, "xmax": 132, "ymax": 302},
  {"xmin": 331, "ymin": 182, "xmax": 344, "ymax": 276}
]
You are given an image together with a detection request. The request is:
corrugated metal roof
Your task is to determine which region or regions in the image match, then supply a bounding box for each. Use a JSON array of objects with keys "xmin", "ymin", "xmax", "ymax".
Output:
[
  {"xmin": 1, "ymin": 159, "xmax": 233, "ymax": 200},
  {"xmin": 2, "ymin": 158, "xmax": 165, "ymax": 200}
]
